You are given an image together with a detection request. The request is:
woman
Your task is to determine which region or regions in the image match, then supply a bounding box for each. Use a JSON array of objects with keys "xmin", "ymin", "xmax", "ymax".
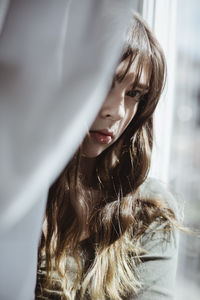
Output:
[{"xmin": 35, "ymin": 13, "xmax": 179, "ymax": 300}]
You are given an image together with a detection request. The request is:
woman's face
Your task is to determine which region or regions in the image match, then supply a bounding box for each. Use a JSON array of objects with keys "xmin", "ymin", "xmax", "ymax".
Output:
[{"xmin": 82, "ymin": 59, "xmax": 149, "ymax": 158}]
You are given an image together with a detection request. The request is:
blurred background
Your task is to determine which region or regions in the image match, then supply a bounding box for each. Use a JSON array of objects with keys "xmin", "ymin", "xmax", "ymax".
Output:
[
  {"xmin": 138, "ymin": 0, "xmax": 200, "ymax": 298},
  {"xmin": 169, "ymin": 0, "xmax": 200, "ymax": 298}
]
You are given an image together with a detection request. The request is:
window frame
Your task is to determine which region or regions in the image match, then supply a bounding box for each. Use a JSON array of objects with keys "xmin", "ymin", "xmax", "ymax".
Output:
[{"xmin": 139, "ymin": 0, "xmax": 178, "ymax": 183}]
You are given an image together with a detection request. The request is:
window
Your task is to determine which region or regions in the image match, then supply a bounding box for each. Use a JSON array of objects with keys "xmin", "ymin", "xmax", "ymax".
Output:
[{"xmin": 139, "ymin": 1, "xmax": 200, "ymax": 298}]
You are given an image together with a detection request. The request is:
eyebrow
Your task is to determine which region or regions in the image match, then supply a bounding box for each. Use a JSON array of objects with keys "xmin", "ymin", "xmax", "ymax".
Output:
[
  {"xmin": 134, "ymin": 83, "xmax": 149, "ymax": 92},
  {"xmin": 113, "ymin": 73, "xmax": 149, "ymax": 93}
]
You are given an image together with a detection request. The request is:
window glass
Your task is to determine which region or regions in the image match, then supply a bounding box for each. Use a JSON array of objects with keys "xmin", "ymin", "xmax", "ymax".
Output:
[{"xmin": 169, "ymin": 0, "xmax": 200, "ymax": 298}]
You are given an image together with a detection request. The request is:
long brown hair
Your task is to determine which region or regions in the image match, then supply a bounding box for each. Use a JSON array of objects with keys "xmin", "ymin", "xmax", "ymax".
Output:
[{"xmin": 36, "ymin": 13, "xmax": 176, "ymax": 300}]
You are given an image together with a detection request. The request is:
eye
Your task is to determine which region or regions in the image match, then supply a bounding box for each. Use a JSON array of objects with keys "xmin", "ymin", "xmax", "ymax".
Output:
[{"xmin": 126, "ymin": 90, "xmax": 141, "ymax": 99}]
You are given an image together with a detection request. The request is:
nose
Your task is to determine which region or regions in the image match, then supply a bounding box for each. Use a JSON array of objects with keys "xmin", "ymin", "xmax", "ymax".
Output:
[{"xmin": 99, "ymin": 88, "xmax": 125, "ymax": 121}]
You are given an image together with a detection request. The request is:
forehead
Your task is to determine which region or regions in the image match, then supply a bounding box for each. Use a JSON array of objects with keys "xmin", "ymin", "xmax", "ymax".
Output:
[{"xmin": 115, "ymin": 56, "xmax": 151, "ymax": 87}]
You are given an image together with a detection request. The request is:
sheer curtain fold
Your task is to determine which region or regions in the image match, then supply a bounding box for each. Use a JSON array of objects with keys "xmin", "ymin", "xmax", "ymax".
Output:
[{"xmin": 0, "ymin": 0, "xmax": 138, "ymax": 299}]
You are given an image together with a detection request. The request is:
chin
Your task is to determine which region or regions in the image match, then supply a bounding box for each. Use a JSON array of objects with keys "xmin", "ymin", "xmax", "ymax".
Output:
[
  {"xmin": 84, "ymin": 150, "xmax": 103, "ymax": 158},
  {"xmin": 82, "ymin": 146, "xmax": 106, "ymax": 158}
]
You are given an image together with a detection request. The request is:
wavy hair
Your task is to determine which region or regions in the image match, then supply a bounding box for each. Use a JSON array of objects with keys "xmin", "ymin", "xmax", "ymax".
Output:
[{"xmin": 35, "ymin": 13, "xmax": 176, "ymax": 300}]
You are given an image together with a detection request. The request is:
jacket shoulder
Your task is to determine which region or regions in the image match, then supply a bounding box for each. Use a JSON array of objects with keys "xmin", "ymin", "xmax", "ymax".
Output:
[{"xmin": 138, "ymin": 177, "xmax": 183, "ymax": 220}]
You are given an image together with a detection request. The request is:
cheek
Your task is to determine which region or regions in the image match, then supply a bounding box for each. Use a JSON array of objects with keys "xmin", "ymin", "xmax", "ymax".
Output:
[{"xmin": 126, "ymin": 102, "xmax": 139, "ymax": 126}]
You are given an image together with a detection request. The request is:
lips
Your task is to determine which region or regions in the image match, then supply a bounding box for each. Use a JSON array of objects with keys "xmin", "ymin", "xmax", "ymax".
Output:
[{"xmin": 89, "ymin": 130, "xmax": 113, "ymax": 144}]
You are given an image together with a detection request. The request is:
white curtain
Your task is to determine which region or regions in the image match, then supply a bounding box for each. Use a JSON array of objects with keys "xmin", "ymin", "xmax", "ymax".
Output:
[{"xmin": 0, "ymin": 0, "xmax": 139, "ymax": 299}]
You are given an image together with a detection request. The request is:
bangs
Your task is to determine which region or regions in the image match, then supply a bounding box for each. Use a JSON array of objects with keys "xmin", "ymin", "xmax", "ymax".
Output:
[
  {"xmin": 112, "ymin": 12, "xmax": 166, "ymax": 131},
  {"xmin": 115, "ymin": 14, "xmax": 153, "ymax": 90},
  {"xmin": 114, "ymin": 12, "xmax": 165, "ymax": 101},
  {"xmin": 114, "ymin": 50, "xmax": 152, "ymax": 92}
]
